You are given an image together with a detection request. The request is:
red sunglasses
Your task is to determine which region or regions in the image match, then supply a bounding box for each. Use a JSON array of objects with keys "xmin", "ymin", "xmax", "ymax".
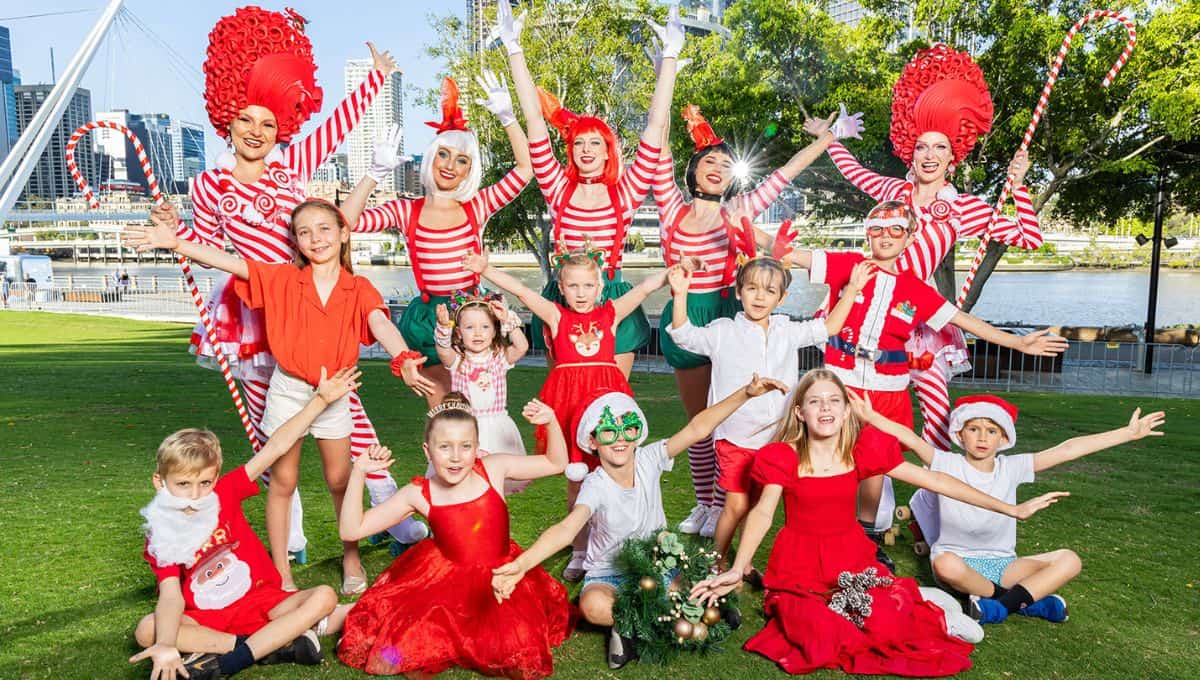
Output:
[{"xmin": 865, "ymin": 224, "xmax": 913, "ymax": 238}]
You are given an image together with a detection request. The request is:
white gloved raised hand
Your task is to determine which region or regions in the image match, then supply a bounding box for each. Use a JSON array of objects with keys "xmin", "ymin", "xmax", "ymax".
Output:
[
  {"xmin": 368, "ymin": 125, "xmax": 407, "ymax": 183},
  {"xmin": 647, "ymin": 1, "xmax": 685, "ymax": 60},
  {"xmin": 476, "ymin": 70, "xmax": 517, "ymax": 127},
  {"xmin": 644, "ymin": 36, "xmax": 691, "ymax": 76},
  {"xmin": 831, "ymin": 103, "xmax": 865, "ymax": 141},
  {"xmin": 495, "ymin": 0, "xmax": 526, "ymax": 56}
]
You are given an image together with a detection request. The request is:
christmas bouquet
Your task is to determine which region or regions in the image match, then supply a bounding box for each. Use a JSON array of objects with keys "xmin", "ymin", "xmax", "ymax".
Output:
[{"xmin": 612, "ymin": 530, "xmax": 738, "ymax": 664}]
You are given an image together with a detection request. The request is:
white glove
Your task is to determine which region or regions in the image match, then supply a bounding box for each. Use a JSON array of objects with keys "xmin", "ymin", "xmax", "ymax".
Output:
[
  {"xmin": 368, "ymin": 125, "xmax": 406, "ymax": 183},
  {"xmin": 647, "ymin": 1, "xmax": 685, "ymax": 60},
  {"xmin": 644, "ymin": 37, "xmax": 691, "ymax": 76},
  {"xmin": 495, "ymin": 0, "xmax": 526, "ymax": 56},
  {"xmin": 476, "ymin": 70, "xmax": 517, "ymax": 127},
  {"xmin": 831, "ymin": 103, "xmax": 865, "ymax": 141}
]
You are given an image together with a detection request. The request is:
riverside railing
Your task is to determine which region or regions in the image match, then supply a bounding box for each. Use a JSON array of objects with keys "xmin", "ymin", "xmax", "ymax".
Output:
[{"xmin": 6, "ymin": 279, "xmax": 1194, "ymax": 398}]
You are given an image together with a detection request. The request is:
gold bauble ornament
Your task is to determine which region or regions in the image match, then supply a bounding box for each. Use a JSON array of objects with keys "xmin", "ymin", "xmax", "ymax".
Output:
[
  {"xmin": 691, "ymin": 621, "xmax": 709, "ymax": 642},
  {"xmin": 701, "ymin": 607, "xmax": 722, "ymax": 626},
  {"xmin": 639, "ymin": 576, "xmax": 658, "ymax": 591},
  {"xmin": 673, "ymin": 618, "xmax": 694, "ymax": 640}
]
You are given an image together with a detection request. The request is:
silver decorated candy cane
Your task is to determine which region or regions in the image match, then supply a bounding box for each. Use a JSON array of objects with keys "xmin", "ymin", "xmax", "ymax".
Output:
[
  {"xmin": 957, "ymin": 10, "xmax": 1137, "ymax": 306},
  {"xmin": 65, "ymin": 120, "xmax": 261, "ymax": 451}
]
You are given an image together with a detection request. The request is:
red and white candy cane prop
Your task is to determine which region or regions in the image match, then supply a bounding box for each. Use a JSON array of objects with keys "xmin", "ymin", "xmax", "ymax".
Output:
[
  {"xmin": 957, "ymin": 10, "xmax": 1137, "ymax": 306},
  {"xmin": 65, "ymin": 120, "xmax": 262, "ymax": 451}
]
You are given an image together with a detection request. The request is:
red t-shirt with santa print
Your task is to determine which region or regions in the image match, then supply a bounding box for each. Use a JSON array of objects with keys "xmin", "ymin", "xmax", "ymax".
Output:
[{"xmin": 144, "ymin": 466, "xmax": 281, "ymax": 611}]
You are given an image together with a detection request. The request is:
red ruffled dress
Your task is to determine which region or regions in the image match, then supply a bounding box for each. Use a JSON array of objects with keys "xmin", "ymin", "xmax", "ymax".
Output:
[
  {"xmin": 338, "ymin": 461, "xmax": 572, "ymax": 678},
  {"xmin": 536, "ymin": 301, "xmax": 633, "ymax": 468},
  {"xmin": 745, "ymin": 436, "xmax": 973, "ymax": 676}
]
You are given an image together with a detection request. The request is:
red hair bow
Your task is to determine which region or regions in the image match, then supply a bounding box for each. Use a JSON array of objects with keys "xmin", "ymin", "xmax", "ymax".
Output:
[
  {"xmin": 682, "ymin": 104, "xmax": 724, "ymax": 151},
  {"xmin": 537, "ymin": 87, "xmax": 580, "ymax": 137},
  {"xmin": 425, "ymin": 78, "xmax": 470, "ymax": 133}
]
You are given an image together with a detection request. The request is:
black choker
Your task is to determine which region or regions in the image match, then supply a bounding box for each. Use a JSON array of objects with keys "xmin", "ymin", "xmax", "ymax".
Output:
[{"xmin": 691, "ymin": 190, "xmax": 724, "ymax": 203}]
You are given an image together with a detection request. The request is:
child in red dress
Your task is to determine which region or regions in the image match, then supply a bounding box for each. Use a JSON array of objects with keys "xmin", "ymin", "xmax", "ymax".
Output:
[
  {"xmin": 463, "ymin": 245, "xmax": 678, "ymax": 581},
  {"xmin": 335, "ymin": 394, "xmax": 572, "ymax": 679},
  {"xmin": 691, "ymin": 369, "xmax": 1069, "ymax": 676}
]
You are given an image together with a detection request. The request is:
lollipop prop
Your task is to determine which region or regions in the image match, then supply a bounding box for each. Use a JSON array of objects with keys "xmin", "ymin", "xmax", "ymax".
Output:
[
  {"xmin": 65, "ymin": 120, "xmax": 261, "ymax": 451},
  {"xmin": 957, "ymin": 10, "xmax": 1137, "ymax": 306}
]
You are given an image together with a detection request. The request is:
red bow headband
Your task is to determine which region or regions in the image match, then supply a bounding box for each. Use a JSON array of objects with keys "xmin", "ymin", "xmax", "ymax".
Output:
[
  {"xmin": 890, "ymin": 44, "xmax": 993, "ymax": 164},
  {"xmin": 426, "ymin": 77, "xmax": 471, "ymax": 133},
  {"xmin": 682, "ymin": 104, "xmax": 724, "ymax": 151},
  {"xmin": 537, "ymin": 87, "xmax": 579, "ymax": 137}
]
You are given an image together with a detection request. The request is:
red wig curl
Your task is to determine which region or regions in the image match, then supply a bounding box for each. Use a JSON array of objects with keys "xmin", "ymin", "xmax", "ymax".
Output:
[
  {"xmin": 538, "ymin": 87, "xmax": 621, "ymax": 186},
  {"xmin": 204, "ymin": 6, "xmax": 323, "ymax": 143},
  {"xmin": 890, "ymin": 44, "xmax": 993, "ymax": 164}
]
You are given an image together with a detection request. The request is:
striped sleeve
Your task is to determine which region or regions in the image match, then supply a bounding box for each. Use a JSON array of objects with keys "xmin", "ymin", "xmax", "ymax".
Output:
[
  {"xmin": 177, "ymin": 172, "xmax": 225, "ymax": 249},
  {"xmin": 470, "ymin": 167, "xmax": 530, "ymax": 221},
  {"xmin": 652, "ymin": 150, "xmax": 686, "ymax": 232},
  {"xmin": 828, "ymin": 142, "xmax": 905, "ymax": 202},
  {"xmin": 530, "ymin": 137, "xmax": 568, "ymax": 208},
  {"xmin": 618, "ymin": 139, "xmax": 661, "ymax": 215},
  {"xmin": 956, "ymin": 190, "xmax": 1043, "ymax": 250},
  {"xmin": 355, "ymin": 199, "xmax": 407, "ymax": 234},
  {"xmin": 289, "ymin": 69, "xmax": 384, "ymax": 182},
  {"xmin": 732, "ymin": 169, "xmax": 789, "ymax": 219}
]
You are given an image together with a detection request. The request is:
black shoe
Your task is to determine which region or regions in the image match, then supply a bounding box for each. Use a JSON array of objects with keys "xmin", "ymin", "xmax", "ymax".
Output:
[
  {"xmin": 742, "ymin": 568, "xmax": 765, "ymax": 590},
  {"xmin": 181, "ymin": 652, "xmax": 223, "ymax": 680},
  {"xmin": 723, "ymin": 606, "xmax": 742, "ymax": 631},
  {"xmin": 607, "ymin": 627, "xmax": 637, "ymax": 670},
  {"xmin": 259, "ymin": 630, "xmax": 323, "ymax": 665},
  {"xmin": 862, "ymin": 527, "xmax": 897, "ymax": 573}
]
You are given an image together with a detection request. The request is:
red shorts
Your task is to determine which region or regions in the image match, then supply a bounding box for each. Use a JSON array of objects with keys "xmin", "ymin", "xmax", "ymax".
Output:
[
  {"xmin": 715, "ymin": 439, "xmax": 759, "ymax": 495},
  {"xmin": 847, "ymin": 387, "xmax": 910, "ymax": 470},
  {"xmin": 183, "ymin": 585, "xmax": 293, "ymax": 636}
]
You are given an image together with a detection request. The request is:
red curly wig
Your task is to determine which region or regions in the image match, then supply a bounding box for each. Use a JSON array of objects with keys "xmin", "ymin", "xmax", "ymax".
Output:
[
  {"xmin": 890, "ymin": 44, "xmax": 993, "ymax": 164},
  {"xmin": 204, "ymin": 6, "xmax": 323, "ymax": 143},
  {"xmin": 537, "ymin": 87, "xmax": 621, "ymax": 186}
]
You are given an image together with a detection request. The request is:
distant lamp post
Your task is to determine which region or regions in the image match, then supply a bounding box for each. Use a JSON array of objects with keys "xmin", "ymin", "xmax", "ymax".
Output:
[{"xmin": 1134, "ymin": 167, "xmax": 1176, "ymax": 374}]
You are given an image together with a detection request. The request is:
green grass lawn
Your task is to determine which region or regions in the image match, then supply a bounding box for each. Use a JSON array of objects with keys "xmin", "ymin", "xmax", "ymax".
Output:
[{"xmin": 1, "ymin": 311, "xmax": 1198, "ymax": 679}]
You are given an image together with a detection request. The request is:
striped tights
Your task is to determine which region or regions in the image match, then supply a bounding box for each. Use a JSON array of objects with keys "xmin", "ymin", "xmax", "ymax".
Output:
[{"xmin": 687, "ymin": 435, "xmax": 724, "ymax": 508}]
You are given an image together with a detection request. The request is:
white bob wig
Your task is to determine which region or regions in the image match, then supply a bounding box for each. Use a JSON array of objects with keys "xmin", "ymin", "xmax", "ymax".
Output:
[{"xmin": 420, "ymin": 130, "xmax": 482, "ymax": 202}]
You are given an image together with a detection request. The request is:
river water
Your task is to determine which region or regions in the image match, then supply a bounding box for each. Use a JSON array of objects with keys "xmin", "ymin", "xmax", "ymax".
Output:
[{"xmin": 56, "ymin": 262, "xmax": 1198, "ymax": 327}]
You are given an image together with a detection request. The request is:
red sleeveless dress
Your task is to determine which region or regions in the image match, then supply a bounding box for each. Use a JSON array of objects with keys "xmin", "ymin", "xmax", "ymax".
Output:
[
  {"xmin": 535, "ymin": 301, "xmax": 633, "ymax": 468},
  {"xmin": 338, "ymin": 461, "xmax": 572, "ymax": 678}
]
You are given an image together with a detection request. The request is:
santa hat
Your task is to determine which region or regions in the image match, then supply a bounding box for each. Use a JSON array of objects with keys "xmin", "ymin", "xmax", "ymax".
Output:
[
  {"xmin": 566, "ymin": 391, "xmax": 647, "ymax": 482},
  {"xmin": 890, "ymin": 44, "xmax": 993, "ymax": 164},
  {"xmin": 948, "ymin": 395, "xmax": 1018, "ymax": 450},
  {"xmin": 425, "ymin": 77, "xmax": 470, "ymax": 133},
  {"xmin": 682, "ymin": 104, "xmax": 724, "ymax": 151},
  {"xmin": 203, "ymin": 6, "xmax": 323, "ymax": 143},
  {"xmin": 191, "ymin": 541, "xmax": 240, "ymax": 575}
]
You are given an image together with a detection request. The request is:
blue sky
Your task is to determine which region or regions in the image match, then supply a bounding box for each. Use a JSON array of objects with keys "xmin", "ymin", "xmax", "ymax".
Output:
[{"xmin": 3, "ymin": 1, "xmax": 461, "ymax": 162}]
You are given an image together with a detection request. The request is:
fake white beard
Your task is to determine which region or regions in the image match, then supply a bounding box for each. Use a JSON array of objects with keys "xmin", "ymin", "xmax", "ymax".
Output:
[{"xmin": 140, "ymin": 487, "xmax": 221, "ymax": 568}]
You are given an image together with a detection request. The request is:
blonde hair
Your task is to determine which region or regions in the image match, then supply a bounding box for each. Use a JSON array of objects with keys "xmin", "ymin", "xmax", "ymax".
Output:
[
  {"xmin": 771, "ymin": 369, "xmax": 858, "ymax": 474},
  {"xmin": 424, "ymin": 391, "xmax": 478, "ymax": 442},
  {"xmin": 156, "ymin": 428, "xmax": 222, "ymax": 477}
]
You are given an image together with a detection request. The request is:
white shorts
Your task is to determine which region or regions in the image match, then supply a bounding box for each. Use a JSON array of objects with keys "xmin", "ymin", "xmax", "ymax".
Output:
[{"xmin": 260, "ymin": 366, "xmax": 352, "ymax": 440}]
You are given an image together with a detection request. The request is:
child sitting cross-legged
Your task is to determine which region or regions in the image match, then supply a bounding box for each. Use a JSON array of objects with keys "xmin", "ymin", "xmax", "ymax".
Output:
[
  {"xmin": 131, "ymin": 366, "xmax": 362, "ymax": 680},
  {"xmin": 490, "ymin": 374, "xmax": 788, "ymax": 670},
  {"xmin": 858, "ymin": 392, "xmax": 1165, "ymax": 624}
]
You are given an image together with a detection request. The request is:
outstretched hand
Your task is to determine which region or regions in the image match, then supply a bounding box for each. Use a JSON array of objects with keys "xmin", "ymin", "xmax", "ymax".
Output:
[
  {"xmin": 1013, "ymin": 491, "xmax": 1069, "ymax": 520},
  {"xmin": 831, "ymin": 103, "xmax": 865, "ymax": 141},
  {"xmin": 847, "ymin": 261, "xmax": 877, "ymax": 292},
  {"xmin": 646, "ymin": 1, "xmax": 685, "ymax": 60},
  {"xmin": 1125, "ymin": 407, "xmax": 1166, "ymax": 440},
  {"xmin": 645, "ymin": 36, "xmax": 692, "ymax": 75},
  {"xmin": 129, "ymin": 643, "xmax": 189, "ymax": 680},
  {"xmin": 462, "ymin": 248, "xmax": 490, "ymax": 275},
  {"xmin": 521, "ymin": 398, "xmax": 555, "ymax": 426},
  {"xmin": 494, "ymin": 0, "xmax": 526, "ymax": 55},
  {"xmin": 745, "ymin": 373, "xmax": 789, "ymax": 397},
  {"xmin": 123, "ymin": 204, "xmax": 181, "ymax": 252},
  {"xmin": 435, "ymin": 303, "xmax": 451, "ymax": 327},
  {"xmin": 476, "ymin": 70, "xmax": 517, "ymax": 127},
  {"xmin": 367, "ymin": 42, "xmax": 397, "ymax": 77},
  {"xmin": 368, "ymin": 124, "xmax": 406, "ymax": 182},
  {"xmin": 1007, "ymin": 149, "xmax": 1030, "ymax": 187},
  {"xmin": 317, "ymin": 366, "xmax": 362, "ymax": 404},
  {"xmin": 803, "ymin": 112, "xmax": 835, "ymax": 139},
  {"xmin": 667, "ymin": 265, "xmax": 692, "ymax": 296},
  {"xmin": 392, "ymin": 354, "xmax": 437, "ymax": 397},
  {"xmin": 847, "ymin": 390, "xmax": 875, "ymax": 423},
  {"xmin": 354, "ymin": 444, "xmax": 395, "ymax": 475},
  {"xmin": 1018, "ymin": 329, "xmax": 1070, "ymax": 356},
  {"xmin": 689, "ymin": 569, "xmax": 741, "ymax": 607}
]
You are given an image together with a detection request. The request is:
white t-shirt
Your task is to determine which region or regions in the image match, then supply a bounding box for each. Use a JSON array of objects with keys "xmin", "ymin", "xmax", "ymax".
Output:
[
  {"xmin": 575, "ymin": 439, "xmax": 674, "ymax": 577},
  {"xmin": 930, "ymin": 449, "xmax": 1036, "ymax": 559}
]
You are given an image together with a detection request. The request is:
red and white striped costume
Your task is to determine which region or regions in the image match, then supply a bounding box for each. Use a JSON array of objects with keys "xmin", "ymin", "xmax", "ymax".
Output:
[
  {"xmin": 827, "ymin": 141, "xmax": 1044, "ymax": 448},
  {"xmin": 354, "ymin": 167, "xmax": 528, "ymax": 296},
  {"xmin": 530, "ymin": 136, "xmax": 659, "ymax": 275},
  {"xmin": 178, "ymin": 70, "xmax": 409, "ymax": 547}
]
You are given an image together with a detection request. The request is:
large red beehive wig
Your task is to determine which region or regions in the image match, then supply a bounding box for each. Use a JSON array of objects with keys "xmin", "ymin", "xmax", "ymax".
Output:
[
  {"xmin": 890, "ymin": 44, "xmax": 993, "ymax": 164},
  {"xmin": 204, "ymin": 6, "xmax": 323, "ymax": 143},
  {"xmin": 537, "ymin": 87, "xmax": 621, "ymax": 186}
]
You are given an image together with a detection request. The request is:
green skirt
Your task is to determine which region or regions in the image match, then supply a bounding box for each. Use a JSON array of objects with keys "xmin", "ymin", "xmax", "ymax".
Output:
[
  {"xmin": 530, "ymin": 272, "xmax": 651, "ymax": 354},
  {"xmin": 397, "ymin": 293, "xmax": 452, "ymax": 366},
  {"xmin": 659, "ymin": 288, "xmax": 742, "ymax": 369}
]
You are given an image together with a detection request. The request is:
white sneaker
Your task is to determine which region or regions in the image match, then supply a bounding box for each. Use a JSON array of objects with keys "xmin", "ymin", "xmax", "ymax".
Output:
[
  {"xmin": 699, "ymin": 506, "xmax": 721, "ymax": 538},
  {"xmin": 678, "ymin": 504, "xmax": 709, "ymax": 534},
  {"xmin": 919, "ymin": 587, "xmax": 984, "ymax": 643},
  {"xmin": 393, "ymin": 518, "xmax": 430, "ymax": 545}
]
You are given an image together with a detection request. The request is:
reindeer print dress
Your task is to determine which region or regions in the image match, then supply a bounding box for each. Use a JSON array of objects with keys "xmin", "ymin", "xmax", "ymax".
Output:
[{"xmin": 536, "ymin": 301, "xmax": 633, "ymax": 470}]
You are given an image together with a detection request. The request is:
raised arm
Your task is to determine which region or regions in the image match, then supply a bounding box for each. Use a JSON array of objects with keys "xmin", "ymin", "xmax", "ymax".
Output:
[
  {"xmin": 492, "ymin": 298, "xmax": 530, "ymax": 365},
  {"xmin": 343, "ymin": 124, "xmax": 406, "ymax": 231},
  {"xmin": 1034, "ymin": 408, "xmax": 1164, "ymax": 473},
  {"xmin": 958, "ymin": 151, "xmax": 1043, "ymax": 250},
  {"xmin": 477, "ymin": 69, "xmax": 533, "ymax": 183},
  {"xmin": 823, "ymin": 261, "xmax": 874, "ymax": 336},
  {"xmin": 639, "ymin": 3, "xmax": 684, "ymax": 147},
  {"xmin": 849, "ymin": 390, "xmax": 936, "ymax": 466},
  {"xmin": 665, "ymin": 374, "xmax": 788, "ymax": 457},
  {"xmin": 433, "ymin": 304, "xmax": 461, "ymax": 368},
  {"xmin": 668, "ymin": 265, "xmax": 691, "ymax": 330},
  {"xmin": 488, "ymin": 399, "xmax": 568, "ymax": 483},
  {"xmin": 495, "ymin": 2, "xmax": 548, "ymax": 143},
  {"xmin": 951, "ymin": 312, "xmax": 1069, "ymax": 357},
  {"xmin": 125, "ymin": 203, "xmax": 249, "ymax": 279},
  {"xmin": 247, "ymin": 367, "xmax": 362, "ymax": 479},
  {"xmin": 691, "ymin": 484, "xmax": 783, "ymax": 604},
  {"xmin": 340, "ymin": 445, "xmax": 421, "ymax": 541},
  {"xmin": 491, "ymin": 504, "xmax": 592, "ymax": 602},
  {"xmin": 889, "ymin": 460, "xmax": 1068, "ymax": 519},
  {"xmin": 463, "ymin": 249, "xmax": 560, "ymax": 331},
  {"xmin": 176, "ymin": 174, "xmax": 226, "ymax": 249},
  {"xmin": 612, "ymin": 266, "xmax": 671, "ymax": 322}
]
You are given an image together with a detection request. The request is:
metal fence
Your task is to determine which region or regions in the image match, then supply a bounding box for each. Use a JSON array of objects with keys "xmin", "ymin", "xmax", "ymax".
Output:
[{"xmin": 6, "ymin": 278, "xmax": 1195, "ymax": 398}]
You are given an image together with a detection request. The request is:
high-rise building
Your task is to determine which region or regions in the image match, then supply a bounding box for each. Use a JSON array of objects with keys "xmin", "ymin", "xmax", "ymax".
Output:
[
  {"xmin": 14, "ymin": 84, "xmax": 94, "ymax": 202},
  {"xmin": 0, "ymin": 25, "xmax": 17, "ymax": 161},
  {"xmin": 127, "ymin": 113, "xmax": 175, "ymax": 194},
  {"xmin": 826, "ymin": 0, "xmax": 870, "ymax": 28},
  {"xmin": 401, "ymin": 154, "xmax": 422, "ymax": 196},
  {"xmin": 344, "ymin": 60, "xmax": 403, "ymax": 193},
  {"xmin": 312, "ymin": 152, "xmax": 348, "ymax": 184},
  {"xmin": 95, "ymin": 109, "xmax": 131, "ymax": 183},
  {"xmin": 170, "ymin": 119, "xmax": 204, "ymax": 190}
]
